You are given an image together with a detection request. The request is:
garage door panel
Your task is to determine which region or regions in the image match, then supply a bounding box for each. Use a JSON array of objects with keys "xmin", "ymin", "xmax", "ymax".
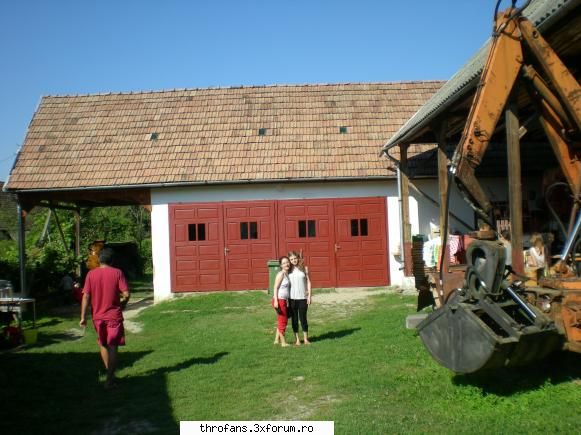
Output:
[
  {"xmin": 306, "ymin": 205, "xmax": 330, "ymax": 215},
  {"xmin": 334, "ymin": 197, "xmax": 389, "ymax": 286},
  {"xmin": 337, "ymin": 270, "xmax": 359, "ymax": 282},
  {"xmin": 251, "ymin": 206, "xmax": 271, "ymax": 217},
  {"xmin": 228, "ymin": 244, "xmax": 250, "ymax": 255},
  {"xmin": 310, "ymin": 270, "xmax": 333, "ymax": 283},
  {"xmin": 200, "ymin": 273, "xmax": 222, "ymax": 284},
  {"xmin": 318, "ymin": 220, "xmax": 331, "ymax": 236},
  {"xmin": 252, "ymin": 243, "xmax": 274, "ymax": 254},
  {"xmin": 285, "ymin": 221, "xmax": 296, "ymax": 237},
  {"xmin": 285, "ymin": 206, "xmax": 306, "ymax": 216},
  {"xmin": 200, "ymin": 259, "xmax": 221, "ymax": 270},
  {"xmin": 176, "ymin": 260, "xmax": 197, "ymax": 271},
  {"xmin": 174, "ymin": 224, "xmax": 188, "ymax": 242},
  {"xmin": 339, "ymin": 241, "xmax": 360, "ymax": 251},
  {"xmin": 362, "ymin": 240, "xmax": 383, "ymax": 250},
  {"xmin": 308, "ymin": 241, "xmax": 331, "ymax": 253},
  {"xmin": 226, "ymin": 222, "xmax": 240, "ymax": 239},
  {"xmin": 337, "ymin": 256, "xmax": 361, "ymax": 268},
  {"xmin": 278, "ymin": 199, "xmax": 336, "ymax": 288},
  {"xmin": 174, "ymin": 209, "xmax": 196, "ymax": 220},
  {"xmin": 335, "ymin": 204, "xmax": 358, "ymax": 215},
  {"xmin": 198, "ymin": 207, "xmax": 220, "ymax": 219},
  {"xmin": 224, "ymin": 201, "xmax": 276, "ymax": 290},
  {"xmin": 199, "ymin": 245, "xmax": 221, "ymax": 256},
  {"xmin": 170, "ymin": 203, "xmax": 225, "ymax": 292},
  {"xmin": 227, "ymin": 258, "xmax": 250, "ymax": 269},
  {"xmin": 309, "ymin": 255, "xmax": 332, "ymax": 267},
  {"xmin": 175, "ymin": 246, "xmax": 195, "ymax": 256},
  {"xmin": 175, "ymin": 274, "xmax": 197, "ymax": 286},
  {"xmin": 260, "ymin": 221, "xmax": 272, "ymax": 238},
  {"xmin": 208, "ymin": 222, "xmax": 221, "ymax": 241},
  {"xmin": 359, "ymin": 203, "xmax": 384, "ymax": 213},
  {"xmin": 226, "ymin": 207, "xmax": 247, "ymax": 218},
  {"xmin": 362, "ymin": 255, "xmax": 385, "ymax": 267},
  {"xmin": 253, "ymin": 271, "xmax": 268, "ymax": 281}
]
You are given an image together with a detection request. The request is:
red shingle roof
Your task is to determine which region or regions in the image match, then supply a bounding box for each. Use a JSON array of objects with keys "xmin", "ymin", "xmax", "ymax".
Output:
[{"xmin": 6, "ymin": 82, "xmax": 442, "ymax": 191}]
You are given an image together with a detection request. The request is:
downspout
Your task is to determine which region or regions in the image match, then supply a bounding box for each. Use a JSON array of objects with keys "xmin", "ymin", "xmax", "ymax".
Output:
[{"xmin": 384, "ymin": 147, "xmax": 406, "ymax": 272}]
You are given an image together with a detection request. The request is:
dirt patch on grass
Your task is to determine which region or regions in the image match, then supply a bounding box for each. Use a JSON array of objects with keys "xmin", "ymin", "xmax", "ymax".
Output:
[
  {"xmin": 282, "ymin": 393, "xmax": 341, "ymax": 420},
  {"xmin": 314, "ymin": 286, "xmax": 400, "ymax": 305}
]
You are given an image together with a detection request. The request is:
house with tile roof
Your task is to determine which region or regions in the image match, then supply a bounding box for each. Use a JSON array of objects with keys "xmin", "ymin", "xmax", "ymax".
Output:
[{"xmin": 5, "ymin": 81, "xmax": 453, "ymax": 299}]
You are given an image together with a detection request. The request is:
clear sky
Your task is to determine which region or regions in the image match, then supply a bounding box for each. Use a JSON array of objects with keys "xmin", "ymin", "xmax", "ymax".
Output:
[{"xmin": 0, "ymin": 0, "xmax": 496, "ymax": 182}]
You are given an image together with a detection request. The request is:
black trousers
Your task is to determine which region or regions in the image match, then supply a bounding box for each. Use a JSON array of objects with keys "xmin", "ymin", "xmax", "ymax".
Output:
[{"xmin": 289, "ymin": 299, "xmax": 308, "ymax": 333}]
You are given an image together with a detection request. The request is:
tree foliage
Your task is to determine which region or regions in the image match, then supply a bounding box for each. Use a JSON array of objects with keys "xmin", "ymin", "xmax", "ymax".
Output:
[{"xmin": 0, "ymin": 205, "xmax": 152, "ymax": 295}]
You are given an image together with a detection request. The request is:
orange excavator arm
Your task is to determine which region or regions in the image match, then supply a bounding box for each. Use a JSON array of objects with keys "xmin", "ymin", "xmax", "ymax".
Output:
[{"xmin": 450, "ymin": 7, "xmax": 581, "ymax": 215}]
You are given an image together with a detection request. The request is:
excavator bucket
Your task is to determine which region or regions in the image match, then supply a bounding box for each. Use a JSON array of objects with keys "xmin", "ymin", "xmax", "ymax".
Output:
[{"xmin": 418, "ymin": 299, "xmax": 563, "ymax": 373}]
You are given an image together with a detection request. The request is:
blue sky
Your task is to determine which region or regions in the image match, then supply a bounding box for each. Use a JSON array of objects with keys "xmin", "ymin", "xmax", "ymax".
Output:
[{"xmin": 0, "ymin": 0, "xmax": 495, "ymax": 182}]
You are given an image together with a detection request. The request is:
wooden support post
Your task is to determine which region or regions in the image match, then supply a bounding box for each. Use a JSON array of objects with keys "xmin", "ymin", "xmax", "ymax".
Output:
[
  {"xmin": 400, "ymin": 144, "xmax": 412, "ymax": 276},
  {"xmin": 506, "ymin": 102, "xmax": 525, "ymax": 273},
  {"xmin": 74, "ymin": 209, "xmax": 81, "ymax": 276},
  {"xmin": 437, "ymin": 140, "xmax": 450, "ymax": 274},
  {"xmin": 17, "ymin": 203, "xmax": 27, "ymax": 296},
  {"xmin": 437, "ymin": 145, "xmax": 449, "ymax": 241}
]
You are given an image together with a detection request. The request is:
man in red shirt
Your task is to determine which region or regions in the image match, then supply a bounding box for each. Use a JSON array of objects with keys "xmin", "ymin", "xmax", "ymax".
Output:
[{"xmin": 80, "ymin": 248, "xmax": 130, "ymax": 389}]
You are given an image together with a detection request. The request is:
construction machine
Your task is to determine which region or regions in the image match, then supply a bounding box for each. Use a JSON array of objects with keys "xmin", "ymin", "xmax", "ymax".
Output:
[{"xmin": 417, "ymin": 1, "xmax": 581, "ymax": 373}]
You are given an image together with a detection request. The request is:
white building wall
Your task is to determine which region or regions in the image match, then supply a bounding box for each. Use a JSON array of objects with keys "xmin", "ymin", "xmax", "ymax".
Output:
[{"xmin": 150, "ymin": 178, "xmax": 508, "ymax": 301}]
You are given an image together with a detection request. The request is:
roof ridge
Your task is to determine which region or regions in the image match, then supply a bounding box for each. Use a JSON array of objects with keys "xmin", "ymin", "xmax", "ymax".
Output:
[{"xmin": 42, "ymin": 80, "xmax": 446, "ymax": 99}]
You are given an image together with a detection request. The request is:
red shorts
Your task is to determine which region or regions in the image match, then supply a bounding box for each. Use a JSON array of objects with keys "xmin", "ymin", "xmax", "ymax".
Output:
[
  {"xmin": 272, "ymin": 299, "xmax": 289, "ymax": 333},
  {"xmin": 93, "ymin": 319, "xmax": 125, "ymax": 347}
]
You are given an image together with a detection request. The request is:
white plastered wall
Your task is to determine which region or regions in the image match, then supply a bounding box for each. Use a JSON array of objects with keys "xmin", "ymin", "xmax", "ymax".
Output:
[{"xmin": 150, "ymin": 180, "xmax": 430, "ymax": 302}]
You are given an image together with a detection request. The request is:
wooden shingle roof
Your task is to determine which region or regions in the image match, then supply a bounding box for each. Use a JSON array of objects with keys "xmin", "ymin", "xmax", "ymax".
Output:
[{"xmin": 6, "ymin": 82, "xmax": 442, "ymax": 191}]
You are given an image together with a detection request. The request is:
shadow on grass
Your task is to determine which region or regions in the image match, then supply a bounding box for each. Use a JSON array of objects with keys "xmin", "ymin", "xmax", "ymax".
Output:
[
  {"xmin": 452, "ymin": 351, "xmax": 581, "ymax": 395},
  {"xmin": 0, "ymin": 350, "xmax": 228, "ymax": 434},
  {"xmin": 311, "ymin": 327, "xmax": 361, "ymax": 342}
]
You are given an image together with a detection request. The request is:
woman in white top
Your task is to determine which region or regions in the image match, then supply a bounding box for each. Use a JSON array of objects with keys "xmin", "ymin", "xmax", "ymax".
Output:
[
  {"xmin": 272, "ymin": 256, "xmax": 291, "ymax": 347},
  {"xmin": 288, "ymin": 251, "xmax": 312, "ymax": 345}
]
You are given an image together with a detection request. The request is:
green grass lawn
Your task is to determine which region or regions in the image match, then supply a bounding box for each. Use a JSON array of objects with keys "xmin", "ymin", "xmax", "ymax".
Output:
[{"xmin": 1, "ymin": 289, "xmax": 580, "ymax": 434}]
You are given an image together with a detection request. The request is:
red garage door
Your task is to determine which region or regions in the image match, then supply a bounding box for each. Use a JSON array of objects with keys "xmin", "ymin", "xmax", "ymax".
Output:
[
  {"xmin": 169, "ymin": 203, "xmax": 225, "ymax": 292},
  {"xmin": 169, "ymin": 197, "xmax": 389, "ymax": 292},
  {"xmin": 223, "ymin": 201, "xmax": 277, "ymax": 290},
  {"xmin": 278, "ymin": 199, "xmax": 336, "ymax": 288},
  {"xmin": 334, "ymin": 197, "xmax": 389, "ymax": 287}
]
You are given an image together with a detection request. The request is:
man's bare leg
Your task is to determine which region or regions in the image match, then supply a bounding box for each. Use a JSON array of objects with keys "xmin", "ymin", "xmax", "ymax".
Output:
[
  {"xmin": 99, "ymin": 345, "xmax": 109, "ymax": 369},
  {"xmin": 106, "ymin": 346, "xmax": 118, "ymax": 387}
]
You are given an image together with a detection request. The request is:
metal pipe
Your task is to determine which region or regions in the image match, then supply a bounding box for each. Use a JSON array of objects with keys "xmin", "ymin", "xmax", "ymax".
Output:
[
  {"xmin": 505, "ymin": 285, "xmax": 537, "ymax": 321},
  {"xmin": 561, "ymin": 209, "xmax": 581, "ymax": 260},
  {"xmin": 17, "ymin": 203, "xmax": 27, "ymax": 296}
]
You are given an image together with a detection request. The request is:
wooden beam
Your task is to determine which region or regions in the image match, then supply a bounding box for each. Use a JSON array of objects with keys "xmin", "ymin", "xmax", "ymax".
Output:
[
  {"xmin": 506, "ymin": 101, "xmax": 525, "ymax": 273},
  {"xmin": 437, "ymin": 140, "xmax": 449, "ymax": 240},
  {"xmin": 400, "ymin": 144, "xmax": 412, "ymax": 276},
  {"xmin": 17, "ymin": 203, "xmax": 27, "ymax": 296},
  {"xmin": 74, "ymin": 209, "xmax": 81, "ymax": 276}
]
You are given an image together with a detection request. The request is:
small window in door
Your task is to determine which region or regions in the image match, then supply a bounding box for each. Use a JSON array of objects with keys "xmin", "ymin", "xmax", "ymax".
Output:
[
  {"xmin": 240, "ymin": 222, "xmax": 258, "ymax": 240},
  {"xmin": 350, "ymin": 219, "xmax": 368, "ymax": 237},
  {"xmin": 360, "ymin": 219, "xmax": 368, "ymax": 236},
  {"xmin": 299, "ymin": 220, "xmax": 316, "ymax": 238},
  {"xmin": 250, "ymin": 222, "xmax": 258, "ymax": 239},
  {"xmin": 350, "ymin": 219, "xmax": 359, "ymax": 236},
  {"xmin": 188, "ymin": 223, "xmax": 206, "ymax": 241}
]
